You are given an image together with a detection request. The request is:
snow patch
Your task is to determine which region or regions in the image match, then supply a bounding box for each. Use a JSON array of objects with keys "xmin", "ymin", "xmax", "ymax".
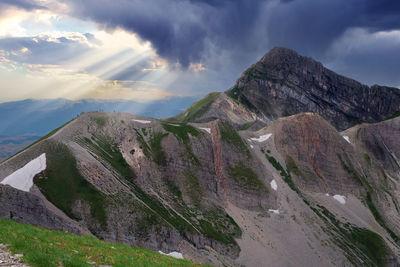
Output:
[
  {"xmin": 343, "ymin": 136, "xmax": 351, "ymax": 143},
  {"xmin": 133, "ymin": 119, "xmax": 151, "ymax": 124},
  {"xmin": 158, "ymin": 251, "xmax": 184, "ymax": 259},
  {"xmin": 333, "ymin": 194, "xmax": 346, "ymax": 204},
  {"xmin": 270, "ymin": 179, "xmax": 278, "ymax": 191},
  {"xmin": 250, "ymin": 133, "xmax": 272, "ymax": 142},
  {"xmin": 198, "ymin": 127, "xmax": 211, "ymax": 134},
  {"xmin": 1, "ymin": 153, "xmax": 46, "ymax": 192},
  {"xmin": 268, "ymin": 209, "xmax": 280, "ymax": 214},
  {"xmin": 325, "ymin": 193, "xmax": 330, "ymax": 196},
  {"xmin": 250, "ymin": 144, "xmax": 254, "ymax": 149}
]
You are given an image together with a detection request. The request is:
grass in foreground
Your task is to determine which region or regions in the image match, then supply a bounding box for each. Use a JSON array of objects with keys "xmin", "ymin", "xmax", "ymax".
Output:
[{"xmin": 0, "ymin": 219, "xmax": 203, "ymax": 267}]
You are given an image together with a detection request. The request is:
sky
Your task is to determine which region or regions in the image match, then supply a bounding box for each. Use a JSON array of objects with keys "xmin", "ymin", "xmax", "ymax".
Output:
[{"xmin": 0, "ymin": 0, "xmax": 400, "ymax": 104}]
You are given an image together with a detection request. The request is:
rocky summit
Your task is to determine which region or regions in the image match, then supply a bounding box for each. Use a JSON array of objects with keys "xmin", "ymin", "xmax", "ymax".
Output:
[
  {"xmin": 227, "ymin": 47, "xmax": 400, "ymax": 130},
  {"xmin": 0, "ymin": 47, "xmax": 399, "ymax": 267}
]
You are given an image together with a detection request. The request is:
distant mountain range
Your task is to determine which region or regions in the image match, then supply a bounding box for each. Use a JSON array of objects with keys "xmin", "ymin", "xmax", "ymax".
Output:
[
  {"xmin": 0, "ymin": 135, "xmax": 40, "ymax": 162},
  {"xmin": 0, "ymin": 97, "xmax": 196, "ymax": 161},
  {"xmin": 0, "ymin": 97, "xmax": 196, "ymax": 137}
]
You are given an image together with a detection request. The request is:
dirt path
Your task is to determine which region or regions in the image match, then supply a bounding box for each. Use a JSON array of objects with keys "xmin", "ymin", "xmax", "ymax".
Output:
[{"xmin": 0, "ymin": 244, "xmax": 29, "ymax": 267}]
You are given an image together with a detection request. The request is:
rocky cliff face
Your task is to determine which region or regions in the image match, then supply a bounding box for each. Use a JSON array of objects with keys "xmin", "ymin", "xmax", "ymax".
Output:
[
  {"xmin": 227, "ymin": 47, "xmax": 400, "ymax": 130},
  {"xmin": 0, "ymin": 47, "xmax": 399, "ymax": 266},
  {"xmin": 272, "ymin": 113, "xmax": 366, "ymax": 195}
]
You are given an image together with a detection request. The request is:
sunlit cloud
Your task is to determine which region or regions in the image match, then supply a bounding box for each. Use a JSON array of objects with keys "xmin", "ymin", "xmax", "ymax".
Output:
[
  {"xmin": 0, "ymin": 8, "xmax": 30, "ymax": 36},
  {"xmin": 0, "ymin": 50, "xmax": 12, "ymax": 63},
  {"xmin": 0, "ymin": 0, "xmax": 222, "ymax": 104},
  {"xmin": 0, "ymin": 57, "xmax": 172, "ymax": 102},
  {"xmin": 80, "ymin": 80, "xmax": 172, "ymax": 101},
  {"xmin": 0, "ymin": 8, "xmax": 181, "ymax": 103},
  {"xmin": 189, "ymin": 63, "xmax": 206, "ymax": 73},
  {"xmin": 142, "ymin": 59, "xmax": 169, "ymax": 72},
  {"xmin": 11, "ymin": 47, "xmax": 30, "ymax": 55}
]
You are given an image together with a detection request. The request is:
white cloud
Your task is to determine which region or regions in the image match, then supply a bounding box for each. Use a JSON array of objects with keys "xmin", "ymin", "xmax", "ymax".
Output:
[
  {"xmin": 10, "ymin": 47, "xmax": 30, "ymax": 56},
  {"xmin": 79, "ymin": 80, "xmax": 172, "ymax": 101},
  {"xmin": 0, "ymin": 1, "xmax": 212, "ymax": 102},
  {"xmin": 326, "ymin": 27, "xmax": 400, "ymax": 86},
  {"xmin": 0, "ymin": 57, "xmax": 172, "ymax": 102},
  {"xmin": 0, "ymin": 8, "xmax": 30, "ymax": 36},
  {"xmin": 329, "ymin": 28, "xmax": 400, "ymax": 54},
  {"xmin": 189, "ymin": 63, "xmax": 206, "ymax": 73}
]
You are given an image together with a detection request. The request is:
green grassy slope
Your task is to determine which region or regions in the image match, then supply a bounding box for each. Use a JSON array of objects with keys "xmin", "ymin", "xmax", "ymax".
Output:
[
  {"xmin": 169, "ymin": 92, "xmax": 221, "ymax": 123},
  {"xmin": 34, "ymin": 142, "xmax": 108, "ymax": 227},
  {"xmin": 0, "ymin": 219, "xmax": 204, "ymax": 267},
  {"xmin": 385, "ymin": 111, "xmax": 400, "ymax": 120}
]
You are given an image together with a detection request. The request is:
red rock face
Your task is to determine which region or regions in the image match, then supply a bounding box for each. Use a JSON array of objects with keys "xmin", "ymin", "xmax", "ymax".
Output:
[
  {"xmin": 273, "ymin": 113, "xmax": 365, "ymax": 195},
  {"xmin": 210, "ymin": 121, "xmax": 226, "ymax": 198}
]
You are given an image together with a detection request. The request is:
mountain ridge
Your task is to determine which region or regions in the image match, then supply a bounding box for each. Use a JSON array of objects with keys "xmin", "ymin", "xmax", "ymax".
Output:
[
  {"xmin": 0, "ymin": 97, "xmax": 196, "ymax": 161},
  {"xmin": 0, "ymin": 97, "xmax": 196, "ymax": 136},
  {"xmin": 173, "ymin": 46, "xmax": 399, "ymax": 131},
  {"xmin": 1, "ymin": 111, "xmax": 399, "ymax": 266},
  {"xmin": 226, "ymin": 46, "xmax": 400, "ymax": 130},
  {"xmin": 0, "ymin": 47, "xmax": 399, "ymax": 266}
]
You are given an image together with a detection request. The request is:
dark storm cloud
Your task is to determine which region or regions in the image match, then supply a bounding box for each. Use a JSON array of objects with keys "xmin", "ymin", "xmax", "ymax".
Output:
[
  {"xmin": 265, "ymin": 0, "xmax": 400, "ymax": 56},
  {"xmin": 61, "ymin": 0, "xmax": 400, "ymax": 67},
  {"xmin": 262, "ymin": 0, "xmax": 400, "ymax": 86},
  {"xmin": 0, "ymin": 0, "xmax": 46, "ymax": 10},
  {"xmin": 62, "ymin": 0, "xmax": 266, "ymax": 67},
  {"xmin": 363, "ymin": 0, "xmax": 400, "ymax": 19},
  {"xmin": 334, "ymin": 45, "xmax": 400, "ymax": 87}
]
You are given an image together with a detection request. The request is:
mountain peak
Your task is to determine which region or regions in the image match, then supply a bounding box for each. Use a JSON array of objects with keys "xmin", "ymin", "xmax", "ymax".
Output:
[
  {"xmin": 260, "ymin": 46, "xmax": 300, "ymax": 62},
  {"xmin": 257, "ymin": 46, "xmax": 322, "ymax": 74},
  {"xmin": 228, "ymin": 47, "xmax": 400, "ymax": 130}
]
